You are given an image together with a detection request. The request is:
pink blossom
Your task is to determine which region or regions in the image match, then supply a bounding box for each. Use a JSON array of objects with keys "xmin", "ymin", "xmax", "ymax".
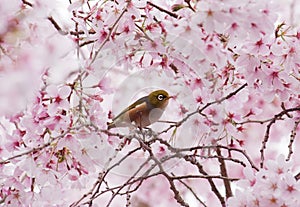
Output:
[
  {"xmin": 265, "ymin": 154, "xmax": 291, "ymax": 175},
  {"xmin": 229, "ymin": 156, "xmax": 300, "ymax": 207},
  {"xmin": 1, "ymin": 0, "xmax": 300, "ymax": 206},
  {"xmin": 46, "ymin": 85, "xmax": 71, "ymax": 116}
]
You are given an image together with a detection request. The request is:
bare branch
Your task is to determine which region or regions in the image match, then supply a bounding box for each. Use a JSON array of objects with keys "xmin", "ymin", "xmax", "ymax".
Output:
[
  {"xmin": 173, "ymin": 175, "xmax": 208, "ymax": 207},
  {"xmin": 22, "ymin": 0, "xmax": 33, "ymax": 7},
  {"xmin": 295, "ymin": 171, "xmax": 300, "ymax": 180},
  {"xmin": 184, "ymin": 155, "xmax": 226, "ymax": 207},
  {"xmin": 47, "ymin": 16, "xmax": 68, "ymax": 35},
  {"xmin": 216, "ymin": 147, "xmax": 232, "ymax": 198},
  {"xmin": 286, "ymin": 119, "xmax": 300, "ymax": 161},
  {"xmin": 260, "ymin": 107, "xmax": 300, "ymax": 168},
  {"xmin": 147, "ymin": 1, "xmax": 179, "ymax": 19}
]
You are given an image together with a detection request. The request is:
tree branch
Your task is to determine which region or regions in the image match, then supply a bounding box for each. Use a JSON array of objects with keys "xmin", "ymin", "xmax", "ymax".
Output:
[
  {"xmin": 184, "ymin": 155, "xmax": 226, "ymax": 207},
  {"xmin": 286, "ymin": 119, "xmax": 300, "ymax": 161},
  {"xmin": 90, "ymin": 3, "xmax": 129, "ymax": 65},
  {"xmin": 22, "ymin": 0, "xmax": 33, "ymax": 7},
  {"xmin": 174, "ymin": 176, "xmax": 208, "ymax": 207},
  {"xmin": 147, "ymin": 1, "xmax": 179, "ymax": 19},
  {"xmin": 0, "ymin": 129, "xmax": 73, "ymax": 165},
  {"xmin": 216, "ymin": 147, "xmax": 232, "ymax": 198},
  {"xmin": 260, "ymin": 107, "xmax": 300, "ymax": 168},
  {"xmin": 159, "ymin": 83, "xmax": 248, "ymax": 134},
  {"xmin": 47, "ymin": 16, "xmax": 68, "ymax": 35}
]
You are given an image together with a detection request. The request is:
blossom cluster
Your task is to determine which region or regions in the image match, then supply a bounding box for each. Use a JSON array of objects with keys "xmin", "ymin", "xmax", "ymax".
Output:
[
  {"xmin": 0, "ymin": 0, "xmax": 300, "ymax": 206},
  {"xmin": 228, "ymin": 156, "xmax": 300, "ymax": 207}
]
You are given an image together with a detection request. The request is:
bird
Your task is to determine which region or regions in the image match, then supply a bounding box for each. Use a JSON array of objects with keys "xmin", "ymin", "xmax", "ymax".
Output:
[{"xmin": 107, "ymin": 90, "xmax": 171, "ymax": 129}]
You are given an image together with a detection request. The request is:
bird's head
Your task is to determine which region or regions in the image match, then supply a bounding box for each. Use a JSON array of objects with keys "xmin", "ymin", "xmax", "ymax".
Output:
[{"xmin": 148, "ymin": 90, "xmax": 170, "ymax": 109}]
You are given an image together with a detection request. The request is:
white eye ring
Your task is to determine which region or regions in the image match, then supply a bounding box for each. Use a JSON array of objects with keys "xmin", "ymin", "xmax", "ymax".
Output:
[{"xmin": 157, "ymin": 94, "xmax": 164, "ymax": 101}]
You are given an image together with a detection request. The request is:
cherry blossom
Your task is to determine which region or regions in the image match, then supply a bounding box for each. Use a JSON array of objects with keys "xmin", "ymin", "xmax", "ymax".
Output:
[
  {"xmin": 228, "ymin": 156, "xmax": 300, "ymax": 207},
  {"xmin": 1, "ymin": 0, "xmax": 300, "ymax": 206}
]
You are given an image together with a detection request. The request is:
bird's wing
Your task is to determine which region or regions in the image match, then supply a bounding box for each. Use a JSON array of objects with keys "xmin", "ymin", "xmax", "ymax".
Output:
[{"xmin": 112, "ymin": 96, "xmax": 148, "ymax": 121}]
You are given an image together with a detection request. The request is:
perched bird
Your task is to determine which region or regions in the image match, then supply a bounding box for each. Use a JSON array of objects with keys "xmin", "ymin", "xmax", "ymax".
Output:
[{"xmin": 107, "ymin": 90, "xmax": 170, "ymax": 129}]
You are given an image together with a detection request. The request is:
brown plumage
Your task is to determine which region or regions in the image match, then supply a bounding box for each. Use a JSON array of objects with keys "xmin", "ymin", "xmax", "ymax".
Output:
[{"xmin": 107, "ymin": 90, "xmax": 170, "ymax": 129}]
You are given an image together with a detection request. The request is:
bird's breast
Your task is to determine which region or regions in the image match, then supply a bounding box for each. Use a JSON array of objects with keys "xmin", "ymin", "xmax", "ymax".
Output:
[{"xmin": 128, "ymin": 103, "xmax": 164, "ymax": 128}]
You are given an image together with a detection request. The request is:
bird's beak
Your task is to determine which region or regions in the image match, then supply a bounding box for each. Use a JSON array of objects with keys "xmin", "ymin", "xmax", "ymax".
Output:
[{"xmin": 168, "ymin": 92, "xmax": 179, "ymax": 100}]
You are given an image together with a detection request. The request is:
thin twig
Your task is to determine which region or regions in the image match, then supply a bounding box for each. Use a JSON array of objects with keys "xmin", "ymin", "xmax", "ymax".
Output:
[
  {"xmin": 171, "ymin": 174, "xmax": 238, "ymax": 181},
  {"xmin": 147, "ymin": 1, "xmax": 179, "ymax": 19},
  {"xmin": 0, "ymin": 129, "xmax": 73, "ymax": 165},
  {"xmin": 184, "ymin": 155, "xmax": 225, "ymax": 207},
  {"xmin": 90, "ymin": 3, "xmax": 129, "ymax": 65},
  {"xmin": 286, "ymin": 119, "xmax": 300, "ymax": 161},
  {"xmin": 260, "ymin": 107, "xmax": 300, "ymax": 168},
  {"xmin": 142, "ymin": 138, "xmax": 189, "ymax": 207},
  {"xmin": 159, "ymin": 83, "xmax": 248, "ymax": 134},
  {"xmin": 173, "ymin": 174, "xmax": 208, "ymax": 207},
  {"xmin": 295, "ymin": 172, "xmax": 300, "ymax": 180},
  {"xmin": 47, "ymin": 16, "xmax": 68, "ymax": 35},
  {"xmin": 22, "ymin": 0, "xmax": 33, "ymax": 7}
]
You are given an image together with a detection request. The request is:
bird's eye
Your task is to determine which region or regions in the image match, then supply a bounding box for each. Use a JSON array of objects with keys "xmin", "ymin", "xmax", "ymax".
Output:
[{"xmin": 157, "ymin": 94, "xmax": 165, "ymax": 101}]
